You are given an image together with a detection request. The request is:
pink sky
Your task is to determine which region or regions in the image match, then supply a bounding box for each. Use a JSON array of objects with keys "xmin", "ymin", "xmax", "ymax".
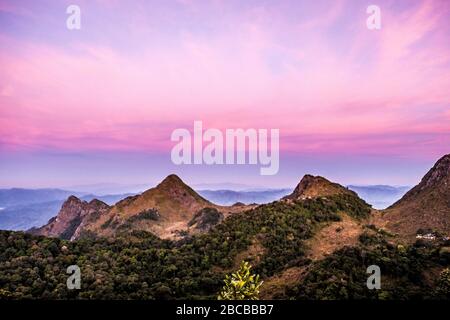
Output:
[{"xmin": 0, "ymin": 0, "xmax": 450, "ymax": 188}]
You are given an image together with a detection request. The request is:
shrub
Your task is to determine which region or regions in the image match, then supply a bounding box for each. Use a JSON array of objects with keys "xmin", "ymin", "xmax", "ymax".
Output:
[{"xmin": 218, "ymin": 261, "xmax": 263, "ymax": 300}]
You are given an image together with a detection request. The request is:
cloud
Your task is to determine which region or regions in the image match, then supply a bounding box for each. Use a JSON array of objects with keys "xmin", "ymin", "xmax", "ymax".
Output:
[{"xmin": 0, "ymin": 0, "xmax": 449, "ymax": 160}]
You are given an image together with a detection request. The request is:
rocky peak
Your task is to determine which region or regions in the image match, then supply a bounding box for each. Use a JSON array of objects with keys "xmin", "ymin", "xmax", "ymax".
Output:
[
  {"xmin": 284, "ymin": 175, "xmax": 356, "ymax": 200},
  {"xmin": 378, "ymin": 154, "xmax": 450, "ymax": 241},
  {"xmin": 391, "ymin": 154, "xmax": 450, "ymax": 207},
  {"xmin": 156, "ymin": 174, "xmax": 188, "ymax": 191},
  {"xmin": 416, "ymin": 154, "xmax": 450, "ymax": 191},
  {"xmin": 30, "ymin": 196, "xmax": 110, "ymax": 240},
  {"xmin": 63, "ymin": 195, "xmax": 83, "ymax": 206},
  {"xmin": 88, "ymin": 199, "xmax": 109, "ymax": 210},
  {"xmin": 58, "ymin": 196, "xmax": 85, "ymax": 219},
  {"xmin": 160, "ymin": 174, "xmax": 184, "ymax": 184},
  {"xmin": 150, "ymin": 174, "xmax": 210, "ymax": 204}
]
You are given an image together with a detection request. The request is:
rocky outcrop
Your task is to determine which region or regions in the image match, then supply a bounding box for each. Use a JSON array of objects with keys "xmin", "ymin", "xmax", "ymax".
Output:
[
  {"xmin": 29, "ymin": 196, "xmax": 109, "ymax": 240},
  {"xmin": 378, "ymin": 154, "xmax": 450, "ymax": 241},
  {"xmin": 283, "ymin": 175, "xmax": 357, "ymax": 200},
  {"xmin": 188, "ymin": 207, "xmax": 224, "ymax": 232}
]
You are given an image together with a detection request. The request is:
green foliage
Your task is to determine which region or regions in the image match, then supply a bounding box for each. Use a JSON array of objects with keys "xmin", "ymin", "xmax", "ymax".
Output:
[
  {"xmin": 289, "ymin": 234, "xmax": 448, "ymax": 300},
  {"xmin": 435, "ymin": 268, "xmax": 450, "ymax": 299},
  {"xmin": 188, "ymin": 207, "xmax": 222, "ymax": 229},
  {"xmin": 117, "ymin": 209, "xmax": 161, "ymax": 232},
  {"xmin": 0, "ymin": 194, "xmax": 405, "ymax": 300},
  {"xmin": 218, "ymin": 261, "xmax": 262, "ymax": 300},
  {"xmin": 100, "ymin": 217, "xmax": 119, "ymax": 230},
  {"xmin": 128, "ymin": 209, "xmax": 160, "ymax": 223},
  {"xmin": 0, "ymin": 288, "xmax": 13, "ymax": 299}
]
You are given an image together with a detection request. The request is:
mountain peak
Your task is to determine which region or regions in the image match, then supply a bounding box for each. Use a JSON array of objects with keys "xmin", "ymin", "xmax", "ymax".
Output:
[
  {"xmin": 79, "ymin": 174, "xmax": 215, "ymax": 240},
  {"xmin": 157, "ymin": 174, "xmax": 185, "ymax": 188},
  {"xmin": 151, "ymin": 174, "xmax": 211, "ymax": 204},
  {"xmin": 88, "ymin": 198, "xmax": 109, "ymax": 209},
  {"xmin": 60, "ymin": 195, "xmax": 84, "ymax": 211},
  {"xmin": 380, "ymin": 154, "xmax": 450, "ymax": 241},
  {"xmin": 418, "ymin": 154, "xmax": 450, "ymax": 189},
  {"xmin": 31, "ymin": 195, "xmax": 110, "ymax": 240},
  {"xmin": 392, "ymin": 153, "xmax": 450, "ymax": 206},
  {"xmin": 284, "ymin": 175, "xmax": 356, "ymax": 200},
  {"xmin": 66, "ymin": 195, "xmax": 82, "ymax": 203}
]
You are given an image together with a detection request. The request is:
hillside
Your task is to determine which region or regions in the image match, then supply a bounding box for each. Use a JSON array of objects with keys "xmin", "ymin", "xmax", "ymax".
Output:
[
  {"xmin": 374, "ymin": 154, "xmax": 450, "ymax": 241},
  {"xmin": 283, "ymin": 175, "xmax": 358, "ymax": 200},
  {"xmin": 33, "ymin": 175, "xmax": 252, "ymax": 240},
  {"xmin": 29, "ymin": 197, "xmax": 110, "ymax": 240},
  {"xmin": 0, "ymin": 174, "xmax": 380, "ymax": 299},
  {"xmin": 1, "ymin": 164, "xmax": 449, "ymax": 300}
]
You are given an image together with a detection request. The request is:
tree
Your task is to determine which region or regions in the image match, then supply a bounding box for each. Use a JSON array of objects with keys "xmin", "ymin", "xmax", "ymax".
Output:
[
  {"xmin": 435, "ymin": 268, "xmax": 450, "ymax": 298},
  {"xmin": 218, "ymin": 261, "xmax": 263, "ymax": 300},
  {"xmin": 0, "ymin": 288, "xmax": 13, "ymax": 299}
]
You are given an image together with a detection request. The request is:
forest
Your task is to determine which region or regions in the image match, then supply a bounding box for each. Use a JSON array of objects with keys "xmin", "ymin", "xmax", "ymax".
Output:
[{"xmin": 0, "ymin": 194, "xmax": 449, "ymax": 300}]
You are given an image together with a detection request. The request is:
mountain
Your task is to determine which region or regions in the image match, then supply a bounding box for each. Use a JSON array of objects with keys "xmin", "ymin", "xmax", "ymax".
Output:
[
  {"xmin": 0, "ymin": 200, "xmax": 65, "ymax": 231},
  {"xmin": 0, "ymin": 184, "xmax": 288, "ymax": 231},
  {"xmin": 347, "ymin": 185, "xmax": 410, "ymax": 209},
  {"xmin": 63, "ymin": 183, "xmax": 149, "ymax": 195},
  {"xmin": 80, "ymin": 193, "xmax": 136, "ymax": 205},
  {"xmin": 3, "ymin": 173, "xmax": 393, "ymax": 301},
  {"xmin": 2, "ymin": 158, "xmax": 450, "ymax": 300},
  {"xmin": 193, "ymin": 182, "xmax": 260, "ymax": 191},
  {"xmin": 29, "ymin": 196, "xmax": 110, "ymax": 240},
  {"xmin": 34, "ymin": 175, "xmax": 252, "ymax": 240},
  {"xmin": 0, "ymin": 188, "xmax": 87, "ymax": 231},
  {"xmin": 0, "ymin": 188, "xmax": 84, "ymax": 208},
  {"xmin": 283, "ymin": 174, "xmax": 358, "ymax": 200},
  {"xmin": 86, "ymin": 174, "xmax": 252, "ymax": 239},
  {"xmin": 197, "ymin": 189, "xmax": 290, "ymax": 205},
  {"xmin": 0, "ymin": 183, "xmax": 409, "ymax": 231},
  {"xmin": 0, "ymin": 191, "xmax": 135, "ymax": 231},
  {"xmin": 376, "ymin": 154, "xmax": 450, "ymax": 240}
]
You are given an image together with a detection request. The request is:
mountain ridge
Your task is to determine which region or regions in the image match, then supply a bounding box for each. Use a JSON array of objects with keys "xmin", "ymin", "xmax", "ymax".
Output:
[
  {"xmin": 374, "ymin": 154, "xmax": 450, "ymax": 241},
  {"xmin": 21, "ymin": 154, "xmax": 450, "ymax": 243},
  {"xmin": 29, "ymin": 195, "xmax": 110, "ymax": 240},
  {"xmin": 34, "ymin": 174, "xmax": 253, "ymax": 240},
  {"xmin": 283, "ymin": 174, "xmax": 357, "ymax": 200}
]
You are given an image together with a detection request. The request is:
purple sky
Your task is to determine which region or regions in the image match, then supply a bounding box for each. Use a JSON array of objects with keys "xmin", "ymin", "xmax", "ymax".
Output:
[{"xmin": 0, "ymin": 0, "xmax": 449, "ymax": 189}]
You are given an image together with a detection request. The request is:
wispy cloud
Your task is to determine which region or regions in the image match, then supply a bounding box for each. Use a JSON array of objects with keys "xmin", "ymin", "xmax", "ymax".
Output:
[{"xmin": 0, "ymin": 0, "xmax": 449, "ymax": 185}]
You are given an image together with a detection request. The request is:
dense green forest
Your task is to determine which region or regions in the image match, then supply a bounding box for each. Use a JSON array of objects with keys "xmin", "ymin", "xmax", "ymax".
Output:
[
  {"xmin": 0, "ymin": 194, "xmax": 449, "ymax": 300},
  {"xmin": 291, "ymin": 232, "xmax": 450, "ymax": 299}
]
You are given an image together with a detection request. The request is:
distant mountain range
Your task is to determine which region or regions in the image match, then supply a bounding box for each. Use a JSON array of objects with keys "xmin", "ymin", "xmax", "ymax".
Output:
[
  {"xmin": 347, "ymin": 185, "xmax": 410, "ymax": 209},
  {"xmin": 30, "ymin": 153, "xmax": 450, "ymax": 243},
  {"xmin": 1, "ymin": 153, "xmax": 450, "ymax": 300},
  {"xmin": 0, "ymin": 190, "xmax": 135, "ymax": 231},
  {"xmin": 197, "ymin": 189, "xmax": 291, "ymax": 206},
  {"xmin": 29, "ymin": 175, "xmax": 255, "ymax": 240},
  {"xmin": 0, "ymin": 184, "xmax": 410, "ymax": 231},
  {"xmin": 0, "ymin": 188, "xmax": 83, "ymax": 207}
]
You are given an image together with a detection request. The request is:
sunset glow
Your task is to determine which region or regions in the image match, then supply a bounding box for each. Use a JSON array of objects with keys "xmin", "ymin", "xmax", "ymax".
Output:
[{"xmin": 1, "ymin": 0, "xmax": 449, "ymax": 188}]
